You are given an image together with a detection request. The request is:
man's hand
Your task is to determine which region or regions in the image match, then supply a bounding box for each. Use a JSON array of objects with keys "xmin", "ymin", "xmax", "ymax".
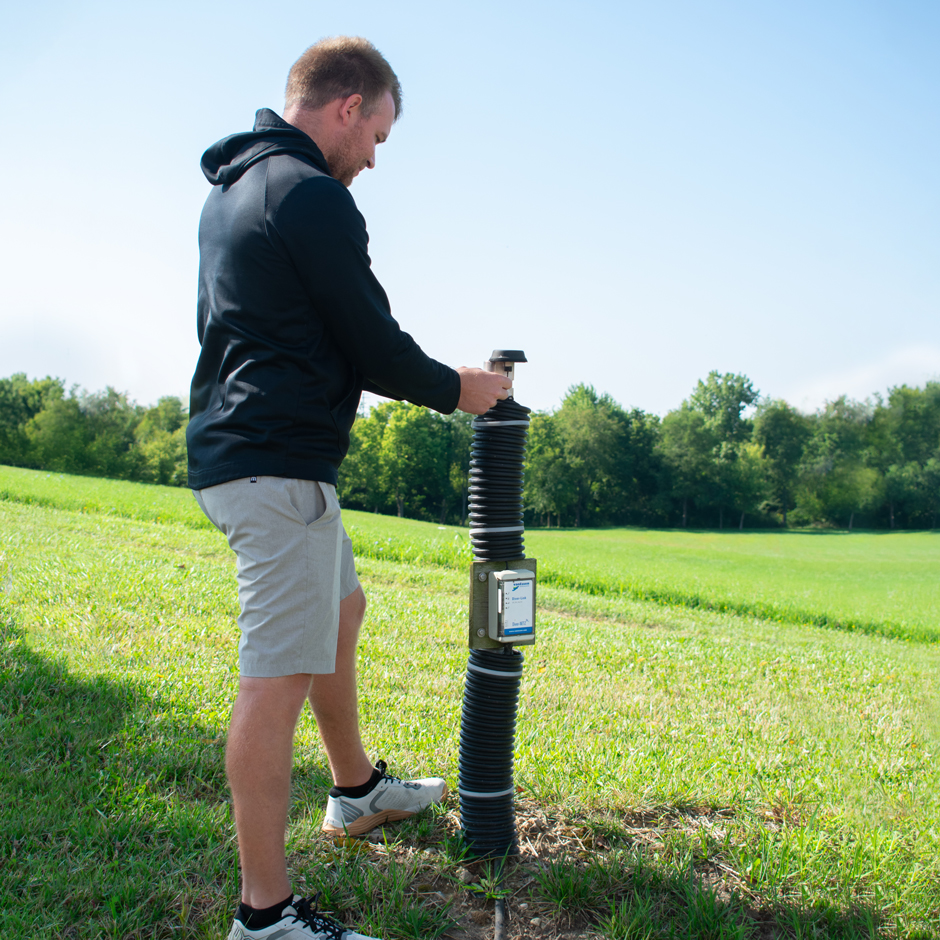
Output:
[{"xmin": 456, "ymin": 366, "xmax": 512, "ymax": 415}]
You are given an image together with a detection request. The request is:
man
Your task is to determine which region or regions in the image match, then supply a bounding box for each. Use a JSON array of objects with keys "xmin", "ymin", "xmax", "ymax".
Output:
[{"xmin": 187, "ymin": 36, "xmax": 510, "ymax": 940}]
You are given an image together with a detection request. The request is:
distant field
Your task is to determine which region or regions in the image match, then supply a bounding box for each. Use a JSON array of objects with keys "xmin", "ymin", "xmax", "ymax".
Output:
[
  {"xmin": 524, "ymin": 527, "xmax": 940, "ymax": 643},
  {"xmin": 2, "ymin": 464, "xmax": 937, "ymax": 643},
  {"xmin": 340, "ymin": 514, "xmax": 940, "ymax": 642}
]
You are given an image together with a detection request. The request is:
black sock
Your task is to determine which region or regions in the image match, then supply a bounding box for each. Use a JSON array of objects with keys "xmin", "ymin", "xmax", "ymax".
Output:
[
  {"xmin": 330, "ymin": 766, "xmax": 382, "ymax": 799},
  {"xmin": 235, "ymin": 894, "xmax": 293, "ymax": 929}
]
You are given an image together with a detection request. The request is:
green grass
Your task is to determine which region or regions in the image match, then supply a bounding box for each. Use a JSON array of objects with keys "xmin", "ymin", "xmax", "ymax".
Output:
[
  {"xmin": 0, "ymin": 464, "xmax": 211, "ymax": 529},
  {"xmin": 341, "ymin": 518, "xmax": 940, "ymax": 644},
  {"xmin": 2, "ymin": 467, "xmax": 940, "ymax": 937},
  {"xmin": 524, "ymin": 527, "xmax": 940, "ymax": 645},
  {"xmin": 4, "ymin": 464, "xmax": 936, "ymax": 643}
]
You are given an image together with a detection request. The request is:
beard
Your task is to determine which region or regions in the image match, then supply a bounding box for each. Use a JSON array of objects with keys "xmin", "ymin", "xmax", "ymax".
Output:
[{"xmin": 327, "ymin": 133, "xmax": 364, "ymax": 188}]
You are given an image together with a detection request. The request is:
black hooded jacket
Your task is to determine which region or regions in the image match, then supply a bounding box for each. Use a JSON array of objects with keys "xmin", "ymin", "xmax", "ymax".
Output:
[{"xmin": 187, "ymin": 109, "xmax": 460, "ymax": 490}]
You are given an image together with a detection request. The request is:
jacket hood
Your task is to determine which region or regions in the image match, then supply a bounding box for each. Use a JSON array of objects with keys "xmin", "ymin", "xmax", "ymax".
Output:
[{"xmin": 200, "ymin": 108, "xmax": 332, "ymax": 186}]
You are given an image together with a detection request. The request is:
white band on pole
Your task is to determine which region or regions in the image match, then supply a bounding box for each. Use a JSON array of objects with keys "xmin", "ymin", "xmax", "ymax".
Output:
[
  {"xmin": 471, "ymin": 419, "xmax": 530, "ymax": 428},
  {"xmin": 458, "ymin": 786, "xmax": 516, "ymax": 799},
  {"xmin": 469, "ymin": 525, "xmax": 524, "ymax": 535},
  {"xmin": 466, "ymin": 662, "xmax": 524, "ymax": 678}
]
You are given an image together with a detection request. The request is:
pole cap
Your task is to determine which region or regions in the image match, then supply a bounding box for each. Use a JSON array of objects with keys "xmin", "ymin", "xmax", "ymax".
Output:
[{"xmin": 489, "ymin": 350, "xmax": 527, "ymax": 362}]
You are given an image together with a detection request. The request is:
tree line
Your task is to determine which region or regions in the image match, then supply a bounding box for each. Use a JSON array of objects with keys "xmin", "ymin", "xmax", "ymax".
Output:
[
  {"xmin": 2, "ymin": 370, "xmax": 938, "ymax": 529},
  {"xmin": 525, "ymin": 376, "xmax": 940, "ymax": 530},
  {"xmin": 0, "ymin": 374, "xmax": 188, "ymax": 486}
]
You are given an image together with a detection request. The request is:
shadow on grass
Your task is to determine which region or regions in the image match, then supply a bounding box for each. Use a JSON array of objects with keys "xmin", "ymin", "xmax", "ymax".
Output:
[
  {"xmin": 0, "ymin": 606, "xmax": 445, "ymax": 940},
  {"xmin": 2, "ymin": 601, "xmax": 931, "ymax": 940},
  {"xmin": 530, "ymin": 849, "xmax": 922, "ymax": 940},
  {"xmin": 497, "ymin": 802, "xmax": 935, "ymax": 940},
  {"xmin": 0, "ymin": 612, "xmax": 236, "ymax": 938}
]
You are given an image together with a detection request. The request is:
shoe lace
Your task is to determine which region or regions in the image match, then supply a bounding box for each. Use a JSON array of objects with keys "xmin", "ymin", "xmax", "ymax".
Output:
[
  {"xmin": 289, "ymin": 894, "xmax": 348, "ymax": 939},
  {"xmin": 376, "ymin": 759, "xmax": 419, "ymax": 790}
]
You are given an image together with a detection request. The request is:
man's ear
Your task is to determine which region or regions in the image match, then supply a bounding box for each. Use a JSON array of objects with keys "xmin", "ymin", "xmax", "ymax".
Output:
[{"xmin": 339, "ymin": 94, "xmax": 364, "ymax": 126}]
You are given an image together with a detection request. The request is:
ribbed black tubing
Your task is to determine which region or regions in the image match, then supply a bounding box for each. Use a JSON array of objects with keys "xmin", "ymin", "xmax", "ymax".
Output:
[
  {"xmin": 459, "ymin": 648, "xmax": 524, "ymax": 857},
  {"xmin": 459, "ymin": 396, "xmax": 531, "ymax": 858},
  {"xmin": 466, "ymin": 398, "xmax": 531, "ymax": 561}
]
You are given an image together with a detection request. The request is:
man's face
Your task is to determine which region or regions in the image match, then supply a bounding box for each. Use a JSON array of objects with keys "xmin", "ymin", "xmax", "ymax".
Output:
[{"xmin": 330, "ymin": 90, "xmax": 396, "ymax": 187}]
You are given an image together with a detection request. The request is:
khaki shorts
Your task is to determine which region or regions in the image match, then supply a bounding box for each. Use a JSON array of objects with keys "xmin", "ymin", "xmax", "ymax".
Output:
[{"xmin": 193, "ymin": 477, "xmax": 360, "ymax": 677}]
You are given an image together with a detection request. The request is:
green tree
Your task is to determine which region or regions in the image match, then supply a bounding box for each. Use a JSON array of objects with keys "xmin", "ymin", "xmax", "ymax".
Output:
[
  {"xmin": 658, "ymin": 404, "xmax": 715, "ymax": 527},
  {"xmin": 923, "ymin": 458, "xmax": 940, "ymax": 529},
  {"xmin": 524, "ymin": 411, "xmax": 575, "ymax": 527},
  {"xmin": 438, "ymin": 411, "xmax": 474, "ymax": 524},
  {"xmin": 339, "ymin": 401, "xmax": 392, "ymax": 513},
  {"xmin": 24, "ymin": 396, "xmax": 90, "ymax": 473},
  {"xmin": 688, "ymin": 371, "xmax": 759, "ymax": 526},
  {"xmin": 135, "ymin": 396, "xmax": 189, "ymax": 485},
  {"xmin": 797, "ymin": 397, "xmax": 881, "ymax": 528},
  {"xmin": 526, "ymin": 391, "xmax": 664, "ymax": 527},
  {"xmin": 617, "ymin": 408, "xmax": 667, "ymax": 525},
  {"xmin": 80, "ymin": 388, "xmax": 145, "ymax": 479},
  {"xmin": 753, "ymin": 400, "xmax": 810, "ymax": 526},
  {"xmin": 689, "ymin": 371, "xmax": 759, "ymax": 444},
  {"xmin": 340, "ymin": 402, "xmax": 470, "ymax": 523},
  {"xmin": 730, "ymin": 441, "xmax": 768, "ymax": 528},
  {"xmin": 25, "ymin": 386, "xmax": 143, "ymax": 478},
  {"xmin": 869, "ymin": 383, "xmax": 940, "ymax": 527},
  {"xmin": 552, "ymin": 385, "xmax": 631, "ymax": 526},
  {"xmin": 882, "ymin": 382, "xmax": 940, "ymax": 466},
  {"xmin": 379, "ymin": 403, "xmax": 447, "ymax": 518},
  {"xmin": 0, "ymin": 373, "xmax": 65, "ymax": 466}
]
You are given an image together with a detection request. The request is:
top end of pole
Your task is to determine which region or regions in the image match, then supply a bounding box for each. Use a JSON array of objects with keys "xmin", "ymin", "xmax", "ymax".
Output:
[
  {"xmin": 488, "ymin": 350, "xmax": 527, "ymax": 363},
  {"xmin": 485, "ymin": 350, "xmax": 527, "ymax": 399}
]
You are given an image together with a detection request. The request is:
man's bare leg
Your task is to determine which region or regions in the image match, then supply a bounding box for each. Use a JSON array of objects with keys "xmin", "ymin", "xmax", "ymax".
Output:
[
  {"xmin": 308, "ymin": 586, "xmax": 374, "ymax": 787},
  {"xmin": 226, "ymin": 672, "xmax": 312, "ymax": 908},
  {"xmin": 226, "ymin": 588, "xmax": 371, "ymax": 907}
]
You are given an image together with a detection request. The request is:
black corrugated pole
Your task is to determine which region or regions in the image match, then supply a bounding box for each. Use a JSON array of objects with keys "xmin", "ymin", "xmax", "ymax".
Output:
[{"xmin": 459, "ymin": 351, "xmax": 537, "ymax": 938}]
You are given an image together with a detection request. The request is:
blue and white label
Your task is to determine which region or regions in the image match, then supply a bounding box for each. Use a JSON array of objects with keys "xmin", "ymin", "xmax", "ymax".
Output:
[{"xmin": 501, "ymin": 579, "xmax": 534, "ymax": 635}]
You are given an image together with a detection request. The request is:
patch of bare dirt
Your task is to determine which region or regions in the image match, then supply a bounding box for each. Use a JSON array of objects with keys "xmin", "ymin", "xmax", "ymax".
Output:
[{"xmin": 305, "ymin": 798, "xmax": 828, "ymax": 939}]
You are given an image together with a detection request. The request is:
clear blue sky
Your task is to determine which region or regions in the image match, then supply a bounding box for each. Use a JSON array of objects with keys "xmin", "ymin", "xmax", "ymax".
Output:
[{"xmin": 1, "ymin": 0, "xmax": 937, "ymax": 416}]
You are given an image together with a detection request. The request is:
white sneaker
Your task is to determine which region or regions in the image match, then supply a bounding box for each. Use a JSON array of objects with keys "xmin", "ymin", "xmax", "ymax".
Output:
[
  {"xmin": 322, "ymin": 760, "xmax": 448, "ymax": 837},
  {"xmin": 226, "ymin": 894, "xmax": 377, "ymax": 939}
]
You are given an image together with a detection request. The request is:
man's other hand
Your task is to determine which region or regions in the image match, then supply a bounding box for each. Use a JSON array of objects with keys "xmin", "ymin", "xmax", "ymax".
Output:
[{"xmin": 456, "ymin": 367, "xmax": 512, "ymax": 415}]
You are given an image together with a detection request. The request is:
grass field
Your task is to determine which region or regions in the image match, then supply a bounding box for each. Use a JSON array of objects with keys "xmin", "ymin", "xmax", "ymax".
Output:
[
  {"xmin": 3, "ymin": 464, "xmax": 935, "ymax": 643},
  {"xmin": 524, "ymin": 527, "xmax": 940, "ymax": 644},
  {"xmin": 1, "ymin": 466, "xmax": 939, "ymax": 938}
]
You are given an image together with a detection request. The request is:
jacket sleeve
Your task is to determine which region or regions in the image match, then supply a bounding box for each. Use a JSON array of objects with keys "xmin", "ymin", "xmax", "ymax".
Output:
[
  {"xmin": 361, "ymin": 376, "xmax": 404, "ymax": 400},
  {"xmin": 271, "ymin": 175, "xmax": 461, "ymax": 414}
]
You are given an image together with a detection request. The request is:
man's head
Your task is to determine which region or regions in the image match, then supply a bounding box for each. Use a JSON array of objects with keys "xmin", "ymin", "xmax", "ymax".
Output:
[
  {"xmin": 286, "ymin": 36, "xmax": 401, "ymax": 120},
  {"xmin": 284, "ymin": 37, "xmax": 401, "ymax": 187}
]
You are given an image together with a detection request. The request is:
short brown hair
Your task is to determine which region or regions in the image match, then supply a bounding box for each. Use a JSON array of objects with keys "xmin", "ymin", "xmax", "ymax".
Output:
[{"xmin": 285, "ymin": 36, "xmax": 402, "ymax": 120}]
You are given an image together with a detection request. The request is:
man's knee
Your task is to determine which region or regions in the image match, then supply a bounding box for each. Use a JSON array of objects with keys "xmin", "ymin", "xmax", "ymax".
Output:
[{"xmin": 235, "ymin": 673, "xmax": 315, "ymax": 720}]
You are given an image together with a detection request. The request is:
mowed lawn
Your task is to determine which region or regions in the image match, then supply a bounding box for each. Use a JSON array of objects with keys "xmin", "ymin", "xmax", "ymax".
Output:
[
  {"xmin": 3, "ymin": 464, "xmax": 936, "ymax": 640},
  {"xmin": 1, "ymin": 467, "xmax": 939, "ymax": 938},
  {"xmin": 525, "ymin": 526, "xmax": 940, "ymax": 641},
  {"xmin": 338, "ymin": 507, "xmax": 940, "ymax": 640}
]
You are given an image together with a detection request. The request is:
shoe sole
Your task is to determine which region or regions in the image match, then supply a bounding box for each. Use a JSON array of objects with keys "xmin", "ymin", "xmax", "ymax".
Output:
[{"xmin": 322, "ymin": 783, "xmax": 449, "ymax": 837}]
